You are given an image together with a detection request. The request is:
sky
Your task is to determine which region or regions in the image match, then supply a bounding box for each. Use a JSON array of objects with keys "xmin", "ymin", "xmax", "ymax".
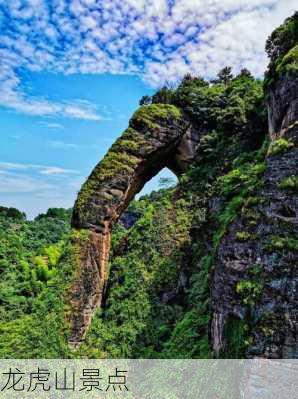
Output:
[{"xmin": 0, "ymin": 1, "xmax": 296, "ymax": 219}]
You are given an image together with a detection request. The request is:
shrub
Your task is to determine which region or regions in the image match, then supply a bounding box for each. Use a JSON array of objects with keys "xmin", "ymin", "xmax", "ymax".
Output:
[
  {"xmin": 276, "ymin": 44, "xmax": 298, "ymax": 74},
  {"xmin": 278, "ymin": 175, "xmax": 298, "ymax": 191},
  {"xmin": 236, "ymin": 280, "xmax": 263, "ymax": 305},
  {"xmin": 267, "ymin": 235, "xmax": 298, "ymax": 252},
  {"xmin": 235, "ymin": 231, "xmax": 252, "ymax": 241},
  {"xmin": 267, "ymin": 138, "xmax": 294, "ymax": 156}
]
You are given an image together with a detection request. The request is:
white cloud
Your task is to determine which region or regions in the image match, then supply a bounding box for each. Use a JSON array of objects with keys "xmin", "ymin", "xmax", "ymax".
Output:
[
  {"xmin": 47, "ymin": 140, "xmax": 78, "ymax": 149},
  {"xmin": 0, "ymin": 74, "xmax": 101, "ymax": 120},
  {"xmin": 39, "ymin": 166, "xmax": 78, "ymax": 175},
  {"xmin": 0, "ymin": 162, "xmax": 30, "ymax": 171},
  {"xmin": 0, "ymin": 173, "xmax": 53, "ymax": 194},
  {"xmin": 0, "ymin": 161, "xmax": 82, "ymax": 218},
  {"xmin": 0, "ymin": 0, "xmax": 296, "ymax": 118},
  {"xmin": 0, "ymin": 162, "xmax": 77, "ymax": 176},
  {"xmin": 63, "ymin": 103, "xmax": 101, "ymax": 121},
  {"xmin": 39, "ymin": 122, "xmax": 64, "ymax": 129}
]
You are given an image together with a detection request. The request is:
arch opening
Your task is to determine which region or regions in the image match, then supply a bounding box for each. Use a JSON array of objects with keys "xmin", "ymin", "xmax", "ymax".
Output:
[{"xmin": 136, "ymin": 168, "xmax": 178, "ymax": 199}]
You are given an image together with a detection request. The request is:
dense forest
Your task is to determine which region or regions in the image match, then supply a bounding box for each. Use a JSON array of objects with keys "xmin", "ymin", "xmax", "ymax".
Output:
[{"xmin": 0, "ymin": 12, "xmax": 297, "ymax": 358}]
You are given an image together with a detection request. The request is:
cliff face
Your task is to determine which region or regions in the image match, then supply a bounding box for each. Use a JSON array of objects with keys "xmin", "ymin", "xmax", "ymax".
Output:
[
  {"xmin": 267, "ymin": 73, "xmax": 298, "ymax": 141},
  {"xmin": 212, "ymin": 119, "xmax": 298, "ymax": 358},
  {"xmin": 69, "ymin": 14, "xmax": 297, "ymax": 357},
  {"xmin": 211, "ymin": 14, "xmax": 298, "ymax": 358}
]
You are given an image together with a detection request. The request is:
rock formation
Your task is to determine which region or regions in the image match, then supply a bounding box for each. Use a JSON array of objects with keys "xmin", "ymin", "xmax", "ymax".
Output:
[
  {"xmin": 211, "ymin": 17, "xmax": 298, "ymax": 357},
  {"xmin": 69, "ymin": 104, "xmax": 200, "ymax": 345}
]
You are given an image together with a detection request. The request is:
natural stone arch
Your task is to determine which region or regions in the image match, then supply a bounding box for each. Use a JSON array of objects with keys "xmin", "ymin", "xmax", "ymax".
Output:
[{"xmin": 69, "ymin": 104, "xmax": 199, "ymax": 346}]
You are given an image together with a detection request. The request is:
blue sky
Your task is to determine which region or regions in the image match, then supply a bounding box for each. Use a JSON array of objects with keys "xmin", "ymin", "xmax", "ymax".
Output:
[
  {"xmin": 0, "ymin": 72, "xmax": 177, "ymax": 218},
  {"xmin": 0, "ymin": 1, "xmax": 296, "ymax": 218}
]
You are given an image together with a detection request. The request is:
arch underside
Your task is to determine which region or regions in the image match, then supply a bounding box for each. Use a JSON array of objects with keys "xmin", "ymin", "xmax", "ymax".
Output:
[{"xmin": 68, "ymin": 104, "xmax": 199, "ymax": 346}]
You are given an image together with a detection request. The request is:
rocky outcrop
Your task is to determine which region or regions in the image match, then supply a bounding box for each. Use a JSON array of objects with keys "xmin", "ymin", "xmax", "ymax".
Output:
[
  {"xmin": 211, "ymin": 55, "xmax": 298, "ymax": 358},
  {"xmin": 211, "ymin": 145, "xmax": 298, "ymax": 357},
  {"xmin": 267, "ymin": 74, "xmax": 298, "ymax": 141},
  {"xmin": 69, "ymin": 104, "xmax": 200, "ymax": 346}
]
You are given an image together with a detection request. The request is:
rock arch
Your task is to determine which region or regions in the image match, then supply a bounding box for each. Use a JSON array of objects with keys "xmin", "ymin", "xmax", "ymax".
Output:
[{"xmin": 69, "ymin": 104, "xmax": 199, "ymax": 346}]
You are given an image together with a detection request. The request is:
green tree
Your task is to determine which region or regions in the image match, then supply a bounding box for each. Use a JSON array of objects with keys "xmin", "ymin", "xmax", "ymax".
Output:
[
  {"xmin": 139, "ymin": 95, "xmax": 152, "ymax": 106},
  {"xmin": 238, "ymin": 68, "xmax": 253, "ymax": 79},
  {"xmin": 213, "ymin": 66, "xmax": 234, "ymax": 85},
  {"xmin": 151, "ymin": 86, "xmax": 174, "ymax": 104}
]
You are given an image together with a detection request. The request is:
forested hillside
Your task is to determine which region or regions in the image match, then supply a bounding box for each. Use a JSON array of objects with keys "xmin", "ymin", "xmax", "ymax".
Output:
[
  {"xmin": 0, "ymin": 207, "xmax": 72, "ymax": 357},
  {"xmin": 0, "ymin": 12, "xmax": 297, "ymax": 359}
]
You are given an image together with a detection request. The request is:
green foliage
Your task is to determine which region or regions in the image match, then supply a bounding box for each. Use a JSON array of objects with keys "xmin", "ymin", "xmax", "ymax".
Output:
[
  {"xmin": 133, "ymin": 104, "xmax": 182, "ymax": 125},
  {"xmin": 151, "ymin": 86, "xmax": 175, "ymax": 104},
  {"xmin": 236, "ymin": 280, "xmax": 263, "ymax": 306},
  {"xmin": 162, "ymin": 254, "xmax": 213, "ymax": 359},
  {"xmin": 235, "ymin": 231, "xmax": 253, "ymax": 241},
  {"xmin": 276, "ymin": 44, "xmax": 298, "ymax": 74},
  {"xmin": 265, "ymin": 12, "xmax": 298, "ymax": 85},
  {"xmin": 278, "ymin": 175, "xmax": 298, "ymax": 192},
  {"xmin": 92, "ymin": 69, "xmax": 267, "ymax": 357},
  {"xmin": 0, "ymin": 208, "xmax": 72, "ymax": 358},
  {"xmin": 213, "ymin": 195, "xmax": 245, "ymax": 247},
  {"xmin": 139, "ymin": 95, "xmax": 152, "ymax": 106},
  {"xmin": 35, "ymin": 208, "xmax": 72, "ymax": 221},
  {"xmin": 213, "ymin": 145, "xmax": 267, "ymax": 247},
  {"xmin": 172, "ymin": 71, "xmax": 266, "ymax": 148},
  {"xmin": 224, "ymin": 317, "xmax": 248, "ymax": 358},
  {"xmin": 163, "ymin": 306, "xmax": 211, "ymax": 358},
  {"xmin": 238, "ymin": 68, "xmax": 253, "ymax": 79},
  {"xmin": 0, "ymin": 206, "xmax": 26, "ymax": 220},
  {"xmin": 265, "ymin": 12, "xmax": 298, "ymax": 63},
  {"xmin": 74, "ymin": 188, "xmax": 213, "ymax": 359},
  {"xmin": 267, "ymin": 138, "xmax": 294, "ymax": 156},
  {"xmin": 217, "ymin": 162, "xmax": 266, "ymax": 197},
  {"xmin": 267, "ymin": 235, "xmax": 298, "ymax": 252},
  {"xmin": 211, "ymin": 66, "xmax": 234, "ymax": 85},
  {"xmin": 258, "ymin": 311, "xmax": 282, "ymax": 338},
  {"xmin": 248, "ymin": 264, "xmax": 263, "ymax": 277}
]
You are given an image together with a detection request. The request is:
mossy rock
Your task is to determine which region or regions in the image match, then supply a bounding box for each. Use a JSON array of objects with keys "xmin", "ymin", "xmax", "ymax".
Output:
[{"xmin": 74, "ymin": 104, "xmax": 184, "ymax": 217}]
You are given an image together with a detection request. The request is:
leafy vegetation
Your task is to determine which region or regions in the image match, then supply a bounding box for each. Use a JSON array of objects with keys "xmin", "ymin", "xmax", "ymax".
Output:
[
  {"xmin": 278, "ymin": 175, "xmax": 298, "ymax": 192},
  {"xmin": 266, "ymin": 235, "xmax": 298, "ymax": 252},
  {"xmin": 0, "ymin": 208, "xmax": 72, "ymax": 357},
  {"xmin": 236, "ymin": 280, "xmax": 263, "ymax": 306},
  {"xmin": 267, "ymin": 138, "xmax": 294, "ymax": 156},
  {"xmin": 265, "ymin": 11, "xmax": 298, "ymax": 86}
]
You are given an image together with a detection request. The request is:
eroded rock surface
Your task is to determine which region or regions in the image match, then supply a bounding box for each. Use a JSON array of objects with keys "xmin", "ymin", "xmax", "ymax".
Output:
[
  {"xmin": 211, "ymin": 146, "xmax": 298, "ymax": 358},
  {"xmin": 211, "ymin": 57, "xmax": 298, "ymax": 358},
  {"xmin": 267, "ymin": 74, "xmax": 298, "ymax": 141}
]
